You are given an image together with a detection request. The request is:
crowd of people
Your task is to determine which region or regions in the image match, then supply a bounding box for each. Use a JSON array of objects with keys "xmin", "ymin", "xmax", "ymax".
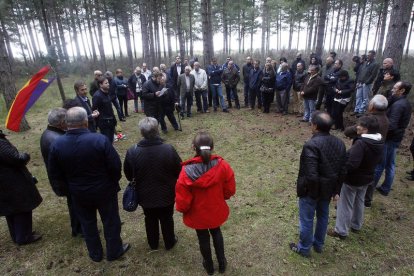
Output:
[{"xmin": 0, "ymin": 49, "xmax": 413, "ymax": 274}]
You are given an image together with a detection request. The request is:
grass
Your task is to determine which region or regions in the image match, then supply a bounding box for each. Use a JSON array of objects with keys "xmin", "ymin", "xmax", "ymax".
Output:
[{"xmin": 0, "ymin": 75, "xmax": 413, "ymax": 275}]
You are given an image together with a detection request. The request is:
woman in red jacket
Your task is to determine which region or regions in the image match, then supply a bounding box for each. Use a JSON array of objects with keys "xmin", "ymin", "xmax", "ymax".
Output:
[{"xmin": 176, "ymin": 132, "xmax": 236, "ymax": 275}]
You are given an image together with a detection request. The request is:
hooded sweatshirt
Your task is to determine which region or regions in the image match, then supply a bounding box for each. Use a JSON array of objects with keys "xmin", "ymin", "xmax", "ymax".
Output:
[
  {"xmin": 344, "ymin": 133, "xmax": 384, "ymax": 187},
  {"xmin": 175, "ymin": 155, "xmax": 236, "ymax": 229}
]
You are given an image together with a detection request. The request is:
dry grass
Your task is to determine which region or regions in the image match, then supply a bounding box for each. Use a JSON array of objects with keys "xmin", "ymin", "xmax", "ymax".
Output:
[{"xmin": 0, "ymin": 75, "xmax": 413, "ymax": 275}]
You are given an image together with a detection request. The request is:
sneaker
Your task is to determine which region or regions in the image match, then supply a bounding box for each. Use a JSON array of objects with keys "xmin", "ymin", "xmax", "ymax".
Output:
[
  {"xmin": 327, "ymin": 229, "xmax": 346, "ymax": 240},
  {"xmin": 289, "ymin": 242, "xmax": 309, "ymax": 257},
  {"xmin": 376, "ymin": 187, "xmax": 388, "ymax": 196}
]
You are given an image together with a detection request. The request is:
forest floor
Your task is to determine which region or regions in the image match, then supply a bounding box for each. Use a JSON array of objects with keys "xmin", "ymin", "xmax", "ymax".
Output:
[{"xmin": 0, "ymin": 75, "xmax": 413, "ymax": 275}]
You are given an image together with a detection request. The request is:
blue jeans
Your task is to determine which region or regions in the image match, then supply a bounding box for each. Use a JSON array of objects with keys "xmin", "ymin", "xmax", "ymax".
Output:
[
  {"xmin": 210, "ymin": 84, "xmax": 227, "ymax": 110},
  {"xmin": 354, "ymin": 83, "xmax": 371, "ymax": 114},
  {"xmin": 374, "ymin": 140, "xmax": 400, "ymax": 194},
  {"xmin": 303, "ymin": 99, "xmax": 316, "ymax": 122},
  {"xmin": 298, "ymin": 196, "xmax": 330, "ymax": 255}
]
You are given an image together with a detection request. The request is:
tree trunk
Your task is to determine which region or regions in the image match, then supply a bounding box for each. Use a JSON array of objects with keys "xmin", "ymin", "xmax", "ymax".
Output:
[
  {"xmin": 343, "ymin": 0, "xmax": 353, "ymax": 52},
  {"xmin": 383, "ymin": 0, "xmax": 414, "ymax": 69},
  {"xmin": 377, "ymin": 0, "xmax": 389, "ymax": 55},
  {"xmin": 288, "ymin": 10, "xmax": 294, "ymax": 51},
  {"xmin": 175, "ymin": 0, "xmax": 186, "ymax": 58},
  {"xmin": 332, "ymin": 0, "xmax": 343, "ymax": 51},
  {"xmin": 350, "ymin": 0, "xmax": 361, "ymax": 53},
  {"xmin": 250, "ymin": 0, "xmax": 255, "ymax": 53},
  {"xmin": 201, "ymin": 0, "xmax": 214, "ymax": 66},
  {"xmin": 356, "ymin": 0, "xmax": 367, "ymax": 55},
  {"xmin": 313, "ymin": 6, "xmax": 321, "ymax": 52},
  {"xmin": 75, "ymin": 5, "xmax": 89, "ymax": 60},
  {"xmin": 307, "ymin": 6, "xmax": 315, "ymax": 51},
  {"xmin": 20, "ymin": 4, "xmax": 40, "ymax": 61},
  {"xmin": 69, "ymin": 1, "xmax": 81, "ymax": 61},
  {"xmin": 94, "ymin": 0, "xmax": 107, "ymax": 70},
  {"xmin": 53, "ymin": 1, "xmax": 69, "ymax": 63},
  {"xmin": 153, "ymin": 1, "xmax": 162, "ymax": 65},
  {"xmin": 373, "ymin": 3, "xmax": 383, "ymax": 51},
  {"xmin": 84, "ymin": 0, "xmax": 97, "ymax": 62},
  {"xmin": 0, "ymin": 28, "xmax": 30, "ymax": 131},
  {"xmin": 139, "ymin": 0, "xmax": 150, "ymax": 62},
  {"xmin": 405, "ymin": 11, "xmax": 414, "ymax": 56},
  {"xmin": 103, "ymin": 0, "xmax": 116, "ymax": 60},
  {"xmin": 364, "ymin": 1, "xmax": 374, "ymax": 53},
  {"xmin": 164, "ymin": 0, "xmax": 173, "ymax": 59},
  {"xmin": 0, "ymin": 16, "xmax": 13, "ymax": 61},
  {"xmin": 113, "ymin": 8, "xmax": 123, "ymax": 58},
  {"xmin": 119, "ymin": 0, "xmax": 134, "ymax": 70},
  {"xmin": 147, "ymin": 1, "xmax": 155, "ymax": 66},
  {"xmin": 261, "ymin": 0, "xmax": 267, "ymax": 55},
  {"xmin": 131, "ymin": 12, "xmax": 137, "ymax": 60},
  {"xmin": 223, "ymin": 0, "xmax": 228, "ymax": 54}
]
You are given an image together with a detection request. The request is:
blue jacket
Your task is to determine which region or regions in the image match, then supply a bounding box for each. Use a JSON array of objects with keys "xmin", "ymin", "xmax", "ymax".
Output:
[
  {"xmin": 48, "ymin": 128, "xmax": 122, "ymax": 201},
  {"xmin": 207, "ymin": 64, "xmax": 224, "ymax": 85},
  {"xmin": 276, "ymin": 71, "xmax": 292, "ymax": 91},
  {"xmin": 249, "ymin": 68, "xmax": 263, "ymax": 90},
  {"xmin": 114, "ymin": 76, "xmax": 128, "ymax": 96}
]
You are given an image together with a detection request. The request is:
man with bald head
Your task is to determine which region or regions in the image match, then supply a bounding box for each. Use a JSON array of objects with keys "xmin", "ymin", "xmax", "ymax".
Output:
[
  {"xmin": 89, "ymin": 70, "xmax": 103, "ymax": 97},
  {"xmin": 128, "ymin": 66, "xmax": 146, "ymax": 113},
  {"xmin": 48, "ymin": 107, "xmax": 129, "ymax": 262},
  {"xmin": 372, "ymin": 58, "xmax": 400, "ymax": 96},
  {"xmin": 290, "ymin": 111, "xmax": 346, "ymax": 257},
  {"xmin": 242, "ymin": 56, "xmax": 253, "ymax": 107}
]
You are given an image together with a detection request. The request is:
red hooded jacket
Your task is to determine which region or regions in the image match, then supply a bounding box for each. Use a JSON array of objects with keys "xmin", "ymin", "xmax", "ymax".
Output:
[{"xmin": 175, "ymin": 155, "xmax": 236, "ymax": 229}]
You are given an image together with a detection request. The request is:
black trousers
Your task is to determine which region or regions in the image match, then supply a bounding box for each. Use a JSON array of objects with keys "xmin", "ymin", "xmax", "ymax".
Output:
[
  {"xmin": 331, "ymin": 101, "xmax": 347, "ymax": 130},
  {"xmin": 117, "ymin": 94, "xmax": 128, "ymax": 117},
  {"xmin": 142, "ymin": 204, "xmax": 175, "ymax": 250},
  {"xmin": 67, "ymin": 196, "xmax": 82, "ymax": 237},
  {"xmin": 98, "ymin": 119, "xmax": 116, "ymax": 143},
  {"xmin": 196, "ymin": 227, "xmax": 225, "ymax": 264},
  {"xmin": 159, "ymin": 108, "xmax": 179, "ymax": 131},
  {"xmin": 243, "ymin": 81, "xmax": 249, "ymax": 106},
  {"xmin": 249, "ymin": 88, "xmax": 262, "ymax": 108},
  {"xmin": 225, "ymin": 86, "xmax": 240, "ymax": 108},
  {"xmin": 410, "ymin": 137, "xmax": 414, "ymax": 159},
  {"xmin": 263, "ymin": 91, "xmax": 275, "ymax": 113},
  {"xmin": 71, "ymin": 193, "xmax": 123, "ymax": 261},
  {"xmin": 6, "ymin": 211, "xmax": 33, "ymax": 244}
]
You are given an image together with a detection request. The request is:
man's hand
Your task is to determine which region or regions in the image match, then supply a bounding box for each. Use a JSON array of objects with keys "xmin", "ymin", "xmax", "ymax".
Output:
[
  {"xmin": 300, "ymin": 91, "xmax": 304, "ymax": 95},
  {"xmin": 155, "ymin": 91, "xmax": 161, "ymax": 97},
  {"xmin": 332, "ymin": 194, "xmax": 340, "ymax": 201},
  {"xmin": 92, "ymin": 110, "xmax": 100, "ymax": 118}
]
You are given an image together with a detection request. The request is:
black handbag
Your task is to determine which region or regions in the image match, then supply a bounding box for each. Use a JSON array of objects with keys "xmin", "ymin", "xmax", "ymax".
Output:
[{"xmin": 122, "ymin": 145, "xmax": 139, "ymax": 212}]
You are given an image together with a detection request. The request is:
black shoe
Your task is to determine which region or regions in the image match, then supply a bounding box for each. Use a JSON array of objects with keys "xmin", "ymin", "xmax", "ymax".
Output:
[
  {"xmin": 162, "ymin": 129, "xmax": 168, "ymax": 134},
  {"xmin": 299, "ymin": 119, "xmax": 309, "ymax": 122},
  {"xmin": 166, "ymin": 236, "xmax": 178, "ymax": 250},
  {"xmin": 376, "ymin": 187, "xmax": 389, "ymax": 196},
  {"xmin": 406, "ymin": 175, "xmax": 414, "ymax": 181},
  {"xmin": 289, "ymin": 242, "xmax": 309, "ymax": 257},
  {"xmin": 187, "ymin": 114, "xmax": 191, "ymax": 118},
  {"xmin": 223, "ymin": 109, "xmax": 229, "ymax": 113},
  {"xmin": 120, "ymin": 118, "xmax": 126, "ymax": 122},
  {"xmin": 203, "ymin": 260, "xmax": 214, "ymax": 275},
  {"xmin": 406, "ymin": 170, "xmax": 414, "ymax": 175},
  {"xmin": 356, "ymin": 113, "xmax": 364, "ymax": 118},
  {"xmin": 18, "ymin": 233, "xmax": 43, "ymax": 245},
  {"xmin": 107, "ymin": 243, "xmax": 130, "ymax": 261},
  {"xmin": 218, "ymin": 258, "xmax": 227, "ymax": 273},
  {"xmin": 214, "ymin": 108, "xmax": 217, "ymax": 112},
  {"xmin": 313, "ymin": 246, "xmax": 323, "ymax": 253},
  {"xmin": 364, "ymin": 202, "xmax": 372, "ymax": 208},
  {"xmin": 351, "ymin": 228, "xmax": 360, "ymax": 233}
]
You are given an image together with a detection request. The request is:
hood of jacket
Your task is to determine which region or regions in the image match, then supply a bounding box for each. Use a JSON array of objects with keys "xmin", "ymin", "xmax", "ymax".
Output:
[
  {"xmin": 360, "ymin": 133, "xmax": 384, "ymax": 154},
  {"xmin": 181, "ymin": 155, "xmax": 223, "ymax": 189}
]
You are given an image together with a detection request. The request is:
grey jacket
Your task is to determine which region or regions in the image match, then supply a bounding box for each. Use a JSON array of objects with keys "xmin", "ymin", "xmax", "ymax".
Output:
[
  {"xmin": 357, "ymin": 60, "xmax": 380, "ymax": 85},
  {"xmin": 177, "ymin": 73, "xmax": 195, "ymax": 97}
]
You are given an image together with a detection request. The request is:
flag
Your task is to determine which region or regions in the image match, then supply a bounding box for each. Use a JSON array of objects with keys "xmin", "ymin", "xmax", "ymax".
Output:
[{"xmin": 5, "ymin": 66, "xmax": 55, "ymax": 132}]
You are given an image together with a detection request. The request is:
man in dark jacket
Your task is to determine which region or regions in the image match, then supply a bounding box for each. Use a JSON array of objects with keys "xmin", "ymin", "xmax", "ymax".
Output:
[
  {"xmin": 105, "ymin": 71, "xmax": 125, "ymax": 122},
  {"xmin": 275, "ymin": 62, "xmax": 292, "ymax": 115},
  {"xmin": 328, "ymin": 116, "xmax": 384, "ymax": 239},
  {"xmin": 291, "ymin": 52, "xmax": 306, "ymax": 75},
  {"xmin": 374, "ymin": 81, "xmax": 412, "ymax": 196},
  {"xmin": 142, "ymin": 71, "xmax": 164, "ymax": 120},
  {"xmin": 74, "ymin": 80, "xmax": 99, "ymax": 132},
  {"xmin": 353, "ymin": 50, "xmax": 380, "ymax": 116},
  {"xmin": 92, "ymin": 77, "xmax": 117, "ymax": 143},
  {"xmin": 1, "ymin": 130, "xmax": 43, "ymax": 245},
  {"xmin": 170, "ymin": 56, "xmax": 185, "ymax": 99},
  {"xmin": 89, "ymin": 70, "xmax": 102, "ymax": 97},
  {"xmin": 316, "ymin": 57, "xmax": 335, "ymax": 110},
  {"xmin": 128, "ymin": 66, "xmax": 147, "ymax": 113},
  {"xmin": 124, "ymin": 117, "xmax": 181, "ymax": 250},
  {"xmin": 300, "ymin": 65, "xmax": 324, "ymax": 123},
  {"xmin": 289, "ymin": 111, "xmax": 346, "ymax": 257},
  {"xmin": 372, "ymin": 58, "xmax": 400, "ymax": 96},
  {"xmin": 242, "ymin": 56, "xmax": 253, "ymax": 107},
  {"xmin": 48, "ymin": 107, "xmax": 129, "ymax": 262},
  {"xmin": 40, "ymin": 108, "xmax": 82, "ymax": 237},
  {"xmin": 207, "ymin": 57, "xmax": 228, "ymax": 112},
  {"xmin": 222, "ymin": 61, "xmax": 241, "ymax": 109},
  {"xmin": 248, "ymin": 60, "xmax": 263, "ymax": 110}
]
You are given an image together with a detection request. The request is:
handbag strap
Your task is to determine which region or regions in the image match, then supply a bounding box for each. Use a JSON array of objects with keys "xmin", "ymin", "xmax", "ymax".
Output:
[{"xmin": 130, "ymin": 144, "xmax": 138, "ymax": 186}]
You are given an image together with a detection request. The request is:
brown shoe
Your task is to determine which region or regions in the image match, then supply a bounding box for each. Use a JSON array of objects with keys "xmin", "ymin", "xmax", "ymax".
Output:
[{"xmin": 327, "ymin": 229, "xmax": 346, "ymax": 240}]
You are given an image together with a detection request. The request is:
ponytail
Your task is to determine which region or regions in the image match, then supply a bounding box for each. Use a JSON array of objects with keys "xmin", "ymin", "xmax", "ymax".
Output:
[{"xmin": 193, "ymin": 132, "xmax": 214, "ymax": 165}]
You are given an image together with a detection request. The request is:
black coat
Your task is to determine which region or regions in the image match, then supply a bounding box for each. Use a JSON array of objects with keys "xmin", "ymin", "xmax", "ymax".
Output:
[
  {"xmin": 170, "ymin": 63, "xmax": 185, "ymax": 89},
  {"xmin": 74, "ymin": 95, "xmax": 97, "ymax": 132},
  {"xmin": 0, "ymin": 133, "xmax": 42, "ymax": 216},
  {"xmin": 296, "ymin": 132, "xmax": 347, "ymax": 200},
  {"xmin": 345, "ymin": 135, "xmax": 384, "ymax": 187},
  {"xmin": 40, "ymin": 126, "xmax": 67, "ymax": 196},
  {"xmin": 142, "ymin": 78, "xmax": 162, "ymax": 118},
  {"xmin": 128, "ymin": 73, "xmax": 146, "ymax": 96},
  {"xmin": 124, "ymin": 138, "xmax": 182, "ymax": 208},
  {"xmin": 48, "ymin": 128, "xmax": 122, "ymax": 202},
  {"xmin": 386, "ymin": 95, "xmax": 412, "ymax": 143}
]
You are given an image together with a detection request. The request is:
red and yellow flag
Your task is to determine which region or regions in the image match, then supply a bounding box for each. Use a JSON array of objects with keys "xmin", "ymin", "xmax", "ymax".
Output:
[{"xmin": 5, "ymin": 66, "xmax": 55, "ymax": 132}]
